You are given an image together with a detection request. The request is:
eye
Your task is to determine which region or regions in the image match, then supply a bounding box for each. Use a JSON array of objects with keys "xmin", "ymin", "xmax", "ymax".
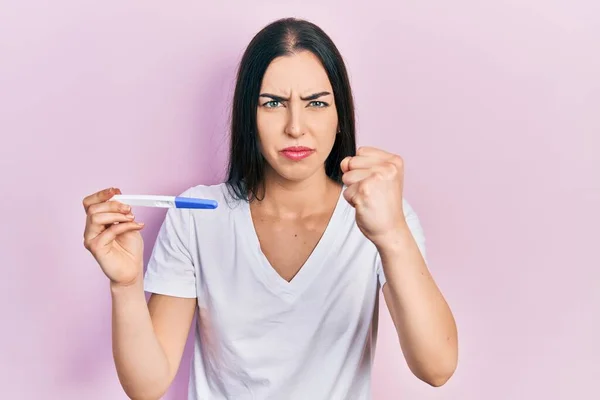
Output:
[
  {"xmin": 308, "ymin": 101, "xmax": 328, "ymax": 108},
  {"xmin": 263, "ymin": 100, "xmax": 282, "ymax": 108}
]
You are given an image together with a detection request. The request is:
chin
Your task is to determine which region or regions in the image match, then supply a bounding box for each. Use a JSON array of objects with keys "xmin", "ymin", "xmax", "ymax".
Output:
[
  {"xmin": 276, "ymin": 168, "xmax": 316, "ymax": 182},
  {"xmin": 268, "ymin": 162, "xmax": 323, "ymax": 183}
]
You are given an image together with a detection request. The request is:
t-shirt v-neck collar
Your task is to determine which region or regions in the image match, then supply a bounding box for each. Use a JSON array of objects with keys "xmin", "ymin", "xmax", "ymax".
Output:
[{"xmin": 239, "ymin": 187, "xmax": 348, "ymax": 299}]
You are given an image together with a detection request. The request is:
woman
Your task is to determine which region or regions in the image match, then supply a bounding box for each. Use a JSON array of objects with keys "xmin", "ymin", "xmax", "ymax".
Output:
[{"xmin": 82, "ymin": 17, "xmax": 457, "ymax": 400}]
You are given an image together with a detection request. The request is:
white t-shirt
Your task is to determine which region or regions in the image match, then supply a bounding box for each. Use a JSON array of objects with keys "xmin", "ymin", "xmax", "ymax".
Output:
[{"xmin": 144, "ymin": 183, "xmax": 427, "ymax": 400}]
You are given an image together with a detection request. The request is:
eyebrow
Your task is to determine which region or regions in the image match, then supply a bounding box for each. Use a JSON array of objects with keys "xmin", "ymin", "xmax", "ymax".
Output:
[{"xmin": 259, "ymin": 91, "xmax": 331, "ymax": 102}]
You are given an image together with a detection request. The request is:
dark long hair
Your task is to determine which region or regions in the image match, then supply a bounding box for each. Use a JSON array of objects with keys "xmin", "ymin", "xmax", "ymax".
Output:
[{"xmin": 225, "ymin": 18, "xmax": 356, "ymax": 201}]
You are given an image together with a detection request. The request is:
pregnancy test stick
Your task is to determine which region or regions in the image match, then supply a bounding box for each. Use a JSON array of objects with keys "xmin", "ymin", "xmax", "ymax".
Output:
[{"xmin": 110, "ymin": 194, "xmax": 218, "ymax": 209}]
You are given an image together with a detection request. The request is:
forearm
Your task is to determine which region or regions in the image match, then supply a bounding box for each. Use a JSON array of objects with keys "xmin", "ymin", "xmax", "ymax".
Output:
[
  {"xmin": 111, "ymin": 281, "xmax": 170, "ymax": 400},
  {"xmin": 376, "ymin": 226, "xmax": 458, "ymax": 386}
]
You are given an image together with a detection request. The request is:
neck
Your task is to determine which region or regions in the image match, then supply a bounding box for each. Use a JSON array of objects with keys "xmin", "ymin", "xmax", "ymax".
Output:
[{"xmin": 255, "ymin": 166, "xmax": 341, "ymax": 218}]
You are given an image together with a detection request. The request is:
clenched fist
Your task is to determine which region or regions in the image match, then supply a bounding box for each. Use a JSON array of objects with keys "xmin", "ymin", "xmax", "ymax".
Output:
[{"xmin": 341, "ymin": 146, "xmax": 407, "ymax": 247}]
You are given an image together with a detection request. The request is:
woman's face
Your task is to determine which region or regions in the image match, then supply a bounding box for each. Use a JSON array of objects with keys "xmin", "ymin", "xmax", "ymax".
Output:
[{"xmin": 256, "ymin": 50, "xmax": 338, "ymax": 183}]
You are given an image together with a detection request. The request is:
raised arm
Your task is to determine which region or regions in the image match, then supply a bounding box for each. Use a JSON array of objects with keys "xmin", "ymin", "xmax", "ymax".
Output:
[{"xmin": 340, "ymin": 147, "xmax": 458, "ymax": 386}]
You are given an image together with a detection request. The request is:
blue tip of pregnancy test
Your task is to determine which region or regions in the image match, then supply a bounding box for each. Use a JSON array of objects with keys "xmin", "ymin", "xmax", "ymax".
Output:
[{"xmin": 174, "ymin": 196, "xmax": 218, "ymax": 209}]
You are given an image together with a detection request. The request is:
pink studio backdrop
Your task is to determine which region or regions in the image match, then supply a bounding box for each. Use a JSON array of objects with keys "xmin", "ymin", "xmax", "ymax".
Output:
[{"xmin": 1, "ymin": 1, "xmax": 598, "ymax": 399}]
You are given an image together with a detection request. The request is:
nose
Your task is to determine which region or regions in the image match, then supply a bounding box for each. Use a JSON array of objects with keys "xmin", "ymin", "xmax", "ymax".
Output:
[{"xmin": 284, "ymin": 106, "xmax": 304, "ymax": 138}]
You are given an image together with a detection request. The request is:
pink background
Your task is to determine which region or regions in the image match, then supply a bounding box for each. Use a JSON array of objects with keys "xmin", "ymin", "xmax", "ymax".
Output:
[{"xmin": 1, "ymin": 1, "xmax": 599, "ymax": 399}]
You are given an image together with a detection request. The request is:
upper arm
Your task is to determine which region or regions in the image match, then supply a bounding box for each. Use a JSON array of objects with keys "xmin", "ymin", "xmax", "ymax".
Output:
[{"xmin": 147, "ymin": 293, "xmax": 196, "ymax": 382}]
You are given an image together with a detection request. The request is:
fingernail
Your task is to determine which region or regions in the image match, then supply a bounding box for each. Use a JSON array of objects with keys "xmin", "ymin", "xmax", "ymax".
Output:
[
  {"xmin": 138, "ymin": 222, "xmax": 145, "ymax": 226},
  {"xmin": 126, "ymin": 213, "xmax": 134, "ymax": 219},
  {"xmin": 121, "ymin": 205, "xmax": 131, "ymax": 212}
]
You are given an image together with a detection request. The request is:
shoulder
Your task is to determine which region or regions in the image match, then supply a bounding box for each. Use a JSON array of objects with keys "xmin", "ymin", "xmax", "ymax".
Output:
[
  {"xmin": 176, "ymin": 182, "xmax": 246, "ymax": 222},
  {"xmin": 402, "ymin": 197, "xmax": 419, "ymax": 219},
  {"xmin": 401, "ymin": 197, "xmax": 427, "ymax": 260},
  {"xmin": 401, "ymin": 197, "xmax": 425, "ymax": 232},
  {"xmin": 178, "ymin": 182, "xmax": 228, "ymax": 200}
]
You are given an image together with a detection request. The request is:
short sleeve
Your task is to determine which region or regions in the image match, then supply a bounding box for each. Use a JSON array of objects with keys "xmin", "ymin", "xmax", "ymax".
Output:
[
  {"xmin": 143, "ymin": 205, "xmax": 197, "ymax": 298},
  {"xmin": 377, "ymin": 198, "xmax": 427, "ymax": 288}
]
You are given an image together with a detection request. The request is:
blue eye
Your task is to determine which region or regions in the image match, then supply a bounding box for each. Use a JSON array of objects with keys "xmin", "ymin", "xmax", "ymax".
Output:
[
  {"xmin": 263, "ymin": 100, "xmax": 281, "ymax": 108},
  {"xmin": 309, "ymin": 101, "xmax": 328, "ymax": 107}
]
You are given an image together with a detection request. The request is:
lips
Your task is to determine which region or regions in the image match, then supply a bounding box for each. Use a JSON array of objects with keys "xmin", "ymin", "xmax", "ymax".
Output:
[{"xmin": 280, "ymin": 146, "xmax": 315, "ymax": 161}]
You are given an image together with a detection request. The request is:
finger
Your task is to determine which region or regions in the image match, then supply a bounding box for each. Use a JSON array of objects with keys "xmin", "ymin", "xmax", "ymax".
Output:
[
  {"xmin": 83, "ymin": 187, "xmax": 121, "ymax": 212},
  {"xmin": 84, "ymin": 199, "xmax": 132, "ymax": 241},
  {"xmin": 90, "ymin": 212, "xmax": 135, "ymax": 228},
  {"xmin": 341, "ymin": 156, "xmax": 351, "ymax": 173},
  {"xmin": 87, "ymin": 199, "xmax": 131, "ymax": 216},
  {"xmin": 84, "ymin": 212, "xmax": 135, "ymax": 242},
  {"xmin": 341, "ymin": 155, "xmax": 384, "ymax": 172},
  {"xmin": 357, "ymin": 146, "xmax": 404, "ymax": 166},
  {"xmin": 94, "ymin": 221, "xmax": 145, "ymax": 249},
  {"xmin": 356, "ymin": 146, "xmax": 392, "ymax": 158},
  {"xmin": 342, "ymin": 184, "xmax": 360, "ymax": 208},
  {"xmin": 342, "ymin": 169, "xmax": 373, "ymax": 186}
]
